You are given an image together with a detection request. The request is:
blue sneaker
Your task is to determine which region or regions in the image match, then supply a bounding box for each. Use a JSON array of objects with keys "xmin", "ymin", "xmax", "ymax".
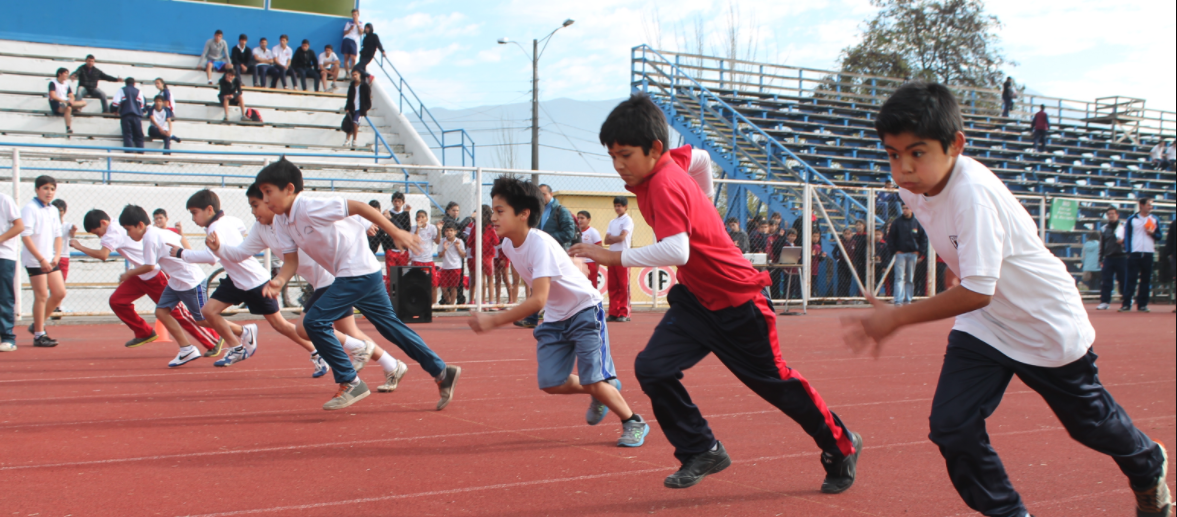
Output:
[
  {"xmin": 587, "ymin": 378, "xmax": 622, "ymax": 426},
  {"xmin": 618, "ymin": 417, "xmax": 649, "ymax": 448},
  {"xmin": 311, "ymin": 354, "xmax": 330, "ymax": 379},
  {"xmin": 215, "ymin": 345, "xmax": 254, "ymax": 368}
]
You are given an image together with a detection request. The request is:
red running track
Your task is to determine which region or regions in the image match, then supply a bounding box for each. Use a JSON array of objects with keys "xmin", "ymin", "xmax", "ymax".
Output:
[{"xmin": 0, "ymin": 307, "xmax": 1172, "ymax": 516}]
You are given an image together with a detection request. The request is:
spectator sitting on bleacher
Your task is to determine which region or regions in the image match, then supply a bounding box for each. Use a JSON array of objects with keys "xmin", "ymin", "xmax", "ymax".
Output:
[
  {"xmin": 292, "ymin": 40, "xmax": 322, "ymax": 93},
  {"xmin": 343, "ymin": 68, "xmax": 371, "ymax": 148},
  {"xmin": 355, "ymin": 23, "xmax": 386, "ymax": 80},
  {"xmin": 147, "ymin": 95, "xmax": 181, "ymax": 154},
  {"xmin": 49, "ymin": 67, "xmax": 86, "ymax": 135},
  {"xmin": 153, "ymin": 78, "xmax": 175, "ymax": 113},
  {"xmin": 1165, "ymin": 140, "xmax": 1175, "ymax": 171},
  {"xmin": 319, "ymin": 45, "xmax": 341, "ymax": 92},
  {"xmin": 251, "ymin": 38, "xmax": 275, "ymax": 88},
  {"xmin": 726, "ymin": 218, "xmax": 749, "ymax": 253},
  {"xmin": 1001, "ymin": 77, "xmax": 1017, "ymax": 118},
  {"xmin": 110, "ymin": 78, "xmax": 145, "ymax": 153},
  {"xmin": 217, "ymin": 68, "xmax": 247, "ymax": 122},
  {"xmin": 70, "ymin": 55, "xmax": 120, "ymax": 114},
  {"xmin": 270, "ymin": 35, "xmax": 295, "ymax": 90},
  {"xmin": 1032, "ymin": 104, "xmax": 1050, "ymax": 154},
  {"xmin": 230, "ymin": 34, "xmax": 253, "ymax": 83},
  {"xmin": 199, "ymin": 30, "xmax": 231, "ymax": 86}
]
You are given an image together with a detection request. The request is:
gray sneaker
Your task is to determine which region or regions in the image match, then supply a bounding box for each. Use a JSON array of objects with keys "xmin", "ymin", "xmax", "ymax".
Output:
[
  {"xmin": 0, "ymin": 342, "xmax": 16, "ymax": 352},
  {"xmin": 378, "ymin": 360, "xmax": 409, "ymax": 393},
  {"xmin": 323, "ymin": 380, "xmax": 371, "ymax": 411},
  {"xmin": 125, "ymin": 332, "xmax": 159, "ymax": 348},
  {"xmin": 351, "ymin": 340, "xmax": 377, "ymax": 371},
  {"xmin": 436, "ymin": 365, "xmax": 461, "ymax": 411},
  {"xmin": 587, "ymin": 378, "xmax": 622, "ymax": 426},
  {"xmin": 618, "ymin": 416, "xmax": 650, "ymax": 448}
]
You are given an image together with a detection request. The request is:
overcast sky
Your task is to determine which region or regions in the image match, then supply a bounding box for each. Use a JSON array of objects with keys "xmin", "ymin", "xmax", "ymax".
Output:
[{"xmin": 363, "ymin": 0, "xmax": 1175, "ymax": 112}]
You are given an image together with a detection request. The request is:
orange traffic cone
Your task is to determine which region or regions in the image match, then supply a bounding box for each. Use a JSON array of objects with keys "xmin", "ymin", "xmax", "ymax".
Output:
[{"xmin": 154, "ymin": 319, "xmax": 173, "ymax": 343}]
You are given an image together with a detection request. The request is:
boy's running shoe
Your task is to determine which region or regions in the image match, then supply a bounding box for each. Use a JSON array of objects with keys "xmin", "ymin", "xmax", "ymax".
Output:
[
  {"xmin": 513, "ymin": 320, "xmax": 537, "ymax": 329},
  {"xmin": 378, "ymin": 360, "xmax": 409, "ymax": 393},
  {"xmin": 1119, "ymin": 306, "xmax": 1133, "ymax": 313},
  {"xmin": 323, "ymin": 380, "xmax": 370, "ymax": 411},
  {"xmin": 821, "ymin": 432, "xmax": 864, "ymax": 494},
  {"xmin": 125, "ymin": 332, "xmax": 158, "ymax": 348},
  {"xmin": 436, "ymin": 365, "xmax": 461, "ymax": 411},
  {"xmin": 33, "ymin": 335, "xmax": 59, "ymax": 348},
  {"xmin": 665, "ymin": 441, "xmax": 732, "ymax": 489},
  {"xmin": 27, "ymin": 324, "xmax": 34, "ymax": 334},
  {"xmin": 351, "ymin": 340, "xmax": 377, "ymax": 371},
  {"xmin": 203, "ymin": 338, "xmax": 226, "ymax": 358},
  {"xmin": 311, "ymin": 354, "xmax": 330, "ymax": 379},
  {"xmin": 168, "ymin": 346, "xmax": 201, "ymax": 368},
  {"xmin": 618, "ymin": 416, "xmax": 649, "ymax": 448},
  {"xmin": 587, "ymin": 378, "xmax": 622, "ymax": 426},
  {"xmin": 215, "ymin": 346, "xmax": 253, "ymax": 367},
  {"xmin": 1097, "ymin": 303, "xmax": 1110, "ymax": 311},
  {"xmin": 0, "ymin": 342, "xmax": 16, "ymax": 352},
  {"xmin": 242, "ymin": 324, "xmax": 259, "ymax": 353},
  {"xmin": 1133, "ymin": 443, "xmax": 1173, "ymax": 517}
]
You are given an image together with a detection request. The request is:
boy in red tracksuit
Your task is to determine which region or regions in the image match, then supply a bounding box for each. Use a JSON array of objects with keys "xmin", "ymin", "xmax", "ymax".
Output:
[{"xmin": 571, "ymin": 94, "xmax": 861, "ymax": 493}]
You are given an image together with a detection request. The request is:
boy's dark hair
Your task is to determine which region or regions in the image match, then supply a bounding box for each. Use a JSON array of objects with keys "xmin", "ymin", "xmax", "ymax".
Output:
[
  {"xmin": 224, "ymin": 68, "xmax": 236, "ymax": 77},
  {"xmin": 215, "ymin": 30, "xmax": 223, "ymax": 36},
  {"xmin": 416, "ymin": 209, "xmax": 428, "ymax": 218},
  {"xmin": 255, "ymin": 158, "xmax": 304, "ymax": 194},
  {"xmin": 368, "ymin": 200, "xmax": 381, "ymax": 209},
  {"xmin": 578, "ymin": 211, "xmax": 592, "ymax": 220},
  {"xmin": 301, "ymin": 39, "xmax": 310, "ymax": 45},
  {"xmin": 280, "ymin": 34, "xmax": 289, "ymax": 41},
  {"xmin": 125, "ymin": 77, "xmax": 135, "ymax": 86},
  {"xmin": 326, "ymin": 44, "xmax": 333, "ymax": 50},
  {"xmin": 391, "ymin": 191, "xmax": 405, "ymax": 202},
  {"xmin": 246, "ymin": 183, "xmax": 262, "ymax": 200},
  {"xmin": 1106, "ymin": 206, "xmax": 1118, "ymax": 213},
  {"xmin": 1138, "ymin": 197, "xmax": 1153, "ymax": 206},
  {"xmin": 186, "ymin": 189, "xmax": 221, "ymax": 212},
  {"xmin": 875, "ymin": 82, "xmax": 965, "ymax": 153},
  {"xmin": 153, "ymin": 208, "xmax": 167, "ymax": 217},
  {"xmin": 260, "ymin": 37, "xmax": 268, "ymax": 43},
  {"xmin": 156, "ymin": 78, "xmax": 168, "ymax": 89},
  {"xmin": 365, "ymin": 23, "xmax": 373, "ymax": 31},
  {"xmin": 56, "ymin": 67, "xmax": 69, "ymax": 76},
  {"xmin": 51, "ymin": 199, "xmax": 67, "ymax": 212},
  {"xmin": 83, "ymin": 209, "xmax": 109, "ymax": 232},
  {"xmin": 154, "ymin": 95, "xmax": 165, "ymax": 102},
  {"xmin": 726, "ymin": 217, "xmax": 738, "ymax": 225},
  {"xmin": 613, "ymin": 196, "xmax": 628, "ymax": 207},
  {"xmin": 442, "ymin": 222, "xmax": 458, "ymax": 233},
  {"xmin": 445, "ymin": 201, "xmax": 460, "ymax": 212},
  {"xmin": 86, "ymin": 54, "xmax": 95, "ymax": 60},
  {"xmin": 490, "ymin": 176, "xmax": 543, "ymax": 228},
  {"xmin": 119, "ymin": 205, "xmax": 151, "ymax": 227},
  {"xmin": 787, "ymin": 229, "xmax": 799, "ymax": 237},
  {"xmin": 35, "ymin": 175, "xmax": 56, "ymax": 189},
  {"xmin": 481, "ymin": 204, "xmax": 494, "ymax": 228},
  {"xmin": 599, "ymin": 93, "xmax": 669, "ymax": 155},
  {"xmin": 239, "ymin": 34, "xmax": 248, "ymax": 41}
]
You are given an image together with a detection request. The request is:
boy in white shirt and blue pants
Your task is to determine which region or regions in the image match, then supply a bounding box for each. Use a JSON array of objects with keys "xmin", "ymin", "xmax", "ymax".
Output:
[
  {"xmin": 254, "ymin": 159, "xmax": 458, "ymax": 411},
  {"xmin": 843, "ymin": 83, "xmax": 1171, "ymax": 517},
  {"xmin": 0, "ymin": 193, "xmax": 23, "ymax": 352}
]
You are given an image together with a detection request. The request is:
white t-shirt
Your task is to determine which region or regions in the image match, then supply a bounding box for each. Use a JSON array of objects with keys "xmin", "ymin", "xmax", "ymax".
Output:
[
  {"xmin": 273, "ymin": 45, "xmax": 293, "ymax": 67},
  {"xmin": 150, "ymin": 107, "xmax": 173, "ymax": 130},
  {"xmin": 410, "ymin": 224, "xmax": 438, "ymax": 263},
  {"xmin": 99, "ymin": 224, "xmax": 158, "ymax": 280},
  {"xmin": 1167, "ymin": 146, "xmax": 1176, "ymax": 160},
  {"xmin": 252, "ymin": 47, "xmax": 273, "ymax": 64},
  {"xmin": 344, "ymin": 20, "xmax": 364, "ymax": 46},
  {"xmin": 900, "ymin": 156, "xmax": 1094, "ymax": 368},
  {"xmin": 580, "ymin": 226, "xmax": 602, "ymax": 263},
  {"xmin": 180, "ymin": 215, "xmax": 270, "ymax": 290},
  {"xmin": 502, "ymin": 229, "xmax": 602, "ymax": 323},
  {"xmin": 273, "ymin": 195, "xmax": 381, "ymax": 279},
  {"xmin": 218, "ymin": 220, "xmax": 334, "ymax": 291},
  {"xmin": 49, "ymin": 79, "xmax": 71, "ymax": 102},
  {"xmin": 0, "ymin": 194, "xmax": 21, "ymax": 261},
  {"xmin": 1151, "ymin": 144, "xmax": 1166, "ymax": 161},
  {"xmin": 140, "ymin": 226, "xmax": 204, "ymax": 291},
  {"xmin": 20, "ymin": 199, "xmax": 62, "ymax": 266},
  {"xmin": 1127, "ymin": 214, "xmax": 1159, "ymax": 254},
  {"xmin": 607, "ymin": 214, "xmax": 635, "ymax": 251},
  {"xmin": 318, "ymin": 51, "xmax": 339, "ymax": 66},
  {"xmin": 439, "ymin": 238, "xmax": 465, "ymax": 270},
  {"xmin": 61, "ymin": 222, "xmax": 74, "ymax": 241}
]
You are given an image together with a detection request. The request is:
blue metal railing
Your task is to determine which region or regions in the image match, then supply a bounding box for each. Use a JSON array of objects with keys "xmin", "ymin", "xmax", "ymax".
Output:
[
  {"xmin": 376, "ymin": 55, "xmax": 476, "ymax": 167},
  {"xmin": 631, "ymin": 45, "xmax": 879, "ymax": 225}
]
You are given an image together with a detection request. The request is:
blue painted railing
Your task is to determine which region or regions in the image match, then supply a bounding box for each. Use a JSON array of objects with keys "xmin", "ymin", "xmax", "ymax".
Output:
[{"xmin": 376, "ymin": 56, "xmax": 476, "ymax": 167}]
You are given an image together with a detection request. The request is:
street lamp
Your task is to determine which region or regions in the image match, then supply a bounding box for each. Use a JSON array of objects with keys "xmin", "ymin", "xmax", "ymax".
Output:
[{"xmin": 499, "ymin": 19, "xmax": 575, "ymax": 184}]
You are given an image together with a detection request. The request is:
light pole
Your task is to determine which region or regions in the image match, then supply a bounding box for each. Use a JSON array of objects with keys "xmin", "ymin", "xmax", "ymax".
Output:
[{"xmin": 499, "ymin": 19, "xmax": 574, "ymax": 184}]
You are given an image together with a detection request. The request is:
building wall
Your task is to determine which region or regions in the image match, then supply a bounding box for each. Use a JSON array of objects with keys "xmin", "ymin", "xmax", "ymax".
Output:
[{"xmin": 0, "ymin": 0, "xmax": 350, "ymax": 57}]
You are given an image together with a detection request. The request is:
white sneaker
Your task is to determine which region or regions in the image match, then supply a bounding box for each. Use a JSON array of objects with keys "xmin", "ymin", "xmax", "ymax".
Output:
[
  {"xmin": 1096, "ymin": 303, "xmax": 1110, "ymax": 311},
  {"xmin": 352, "ymin": 340, "xmax": 377, "ymax": 372},
  {"xmin": 378, "ymin": 360, "xmax": 409, "ymax": 393},
  {"xmin": 0, "ymin": 342, "xmax": 15, "ymax": 352},
  {"xmin": 168, "ymin": 346, "xmax": 201, "ymax": 368},
  {"xmin": 243, "ymin": 324, "xmax": 259, "ymax": 354}
]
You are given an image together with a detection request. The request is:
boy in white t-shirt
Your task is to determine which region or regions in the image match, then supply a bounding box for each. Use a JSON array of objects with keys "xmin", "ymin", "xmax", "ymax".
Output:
[
  {"xmin": 438, "ymin": 223, "xmax": 466, "ymax": 306},
  {"xmin": 604, "ymin": 196, "xmax": 634, "ymax": 322},
  {"xmin": 0, "ymin": 193, "xmax": 23, "ymax": 352},
  {"xmin": 21, "ymin": 176, "xmax": 66, "ymax": 348},
  {"xmin": 342, "ymin": 9, "xmax": 363, "ymax": 78},
  {"xmin": 318, "ymin": 44, "xmax": 341, "ymax": 91},
  {"xmin": 147, "ymin": 95, "xmax": 181, "ymax": 153},
  {"xmin": 49, "ymin": 67, "xmax": 86, "ymax": 134},
  {"xmin": 409, "ymin": 209, "xmax": 441, "ymax": 306},
  {"xmin": 842, "ymin": 82, "xmax": 1171, "ymax": 517},
  {"xmin": 577, "ymin": 210, "xmax": 603, "ymax": 289},
  {"xmin": 120, "ymin": 205, "xmax": 223, "ymax": 368},
  {"xmin": 468, "ymin": 177, "xmax": 649, "ymax": 447}
]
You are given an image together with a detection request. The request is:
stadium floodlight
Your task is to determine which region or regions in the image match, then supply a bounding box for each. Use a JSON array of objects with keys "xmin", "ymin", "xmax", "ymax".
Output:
[
  {"xmin": 497, "ymin": 38, "xmax": 510, "ymax": 45},
  {"xmin": 563, "ymin": 19, "xmax": 575, "ymax": 27}
]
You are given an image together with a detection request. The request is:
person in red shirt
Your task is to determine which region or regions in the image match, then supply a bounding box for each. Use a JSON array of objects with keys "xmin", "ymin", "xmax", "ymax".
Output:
[
  {"xmin": 570, "ymin": 94, "xmax": 861, "ymax": 493},
  {"xmin": 1032, "ymin": 104, "xmax": 1050, "ymax": 154},
  {"xmin": 466, "ymin": 205, "xmax": 499, "ymax": 304}
]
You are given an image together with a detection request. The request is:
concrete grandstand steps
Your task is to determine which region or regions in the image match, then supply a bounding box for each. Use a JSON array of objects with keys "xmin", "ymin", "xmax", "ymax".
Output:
[{"xmin": 0, "ymin": 40, "xmax": 197, "ymax": 69}]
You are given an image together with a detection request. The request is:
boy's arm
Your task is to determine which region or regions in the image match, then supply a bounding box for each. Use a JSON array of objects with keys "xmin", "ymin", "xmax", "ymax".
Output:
[
  {"xmin": 70, "ymin": 238, "xmax": 112, "ymax": 260},
  {"xmin": 120, "ymin": 264, "xmax": 155, "ymax": 284},
  {"xmin": 51, "ymin": 236, "xmax": 63, "ymax": 266},
  {"xmin": 842, "ymin": 288, "xmax": 992, "ymax": 358},
  {"xmin": 21, "ymin": 236, "xmax": 52, "ymax": 270},
  {"xmin": 571, "ymin": 233, "xmax": 688, "ymax": 268},
  {"xmin": 0, "ymin": 219, "xmax": 23, "ymax": 244},
  {"xmin": 213, "ymin": 227, "xmax": 267, "ymax": 263},
  {"xmin": 345, "ymin": 199, "xmax": 421, "ymax": 254},
  {"xmin": 455, "ymin": 241, "xmax": 466, "ymax": 259},
  {"xmin": 469, "ymin": 277, "xmax": 548, "ymax": 333},
  {"xmin": 262, "ymin": 252, "xmax": 299, "ymax": 299}
]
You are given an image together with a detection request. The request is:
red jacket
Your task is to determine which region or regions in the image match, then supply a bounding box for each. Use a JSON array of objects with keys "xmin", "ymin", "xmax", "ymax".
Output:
[{"xmin": 1033, "ymin": 111, "xmax": 1050, "ymax": 131}]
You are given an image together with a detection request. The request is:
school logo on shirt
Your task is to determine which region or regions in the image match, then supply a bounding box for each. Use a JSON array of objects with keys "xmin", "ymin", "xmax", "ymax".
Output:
[
  {"xmin": 949, "ymin": 235, "xmax": 960, "ymax": 249},
  {"xmin": 303, "ymin": 226, "xmax": 316, "ymax": 236}
]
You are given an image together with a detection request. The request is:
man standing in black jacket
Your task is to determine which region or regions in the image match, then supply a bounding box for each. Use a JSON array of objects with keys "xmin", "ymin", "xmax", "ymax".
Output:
[
  {"xmin": 71, "ymin": 55, "xmax": 120, "ymax": 113},
  {"xmin": 344, "ymin": 68, "xmax": 371, "ymax": 148},
  {"xmin": 886, "ymin": 204, "xmax": 926, "ymax": 305},
  {"xmin": 355, "ymin": 23, "xmax": 386, "ymax": 80},
  {"xmin": 1098, "ymin": 207, "xmax": 1127, "ymax": 311}
]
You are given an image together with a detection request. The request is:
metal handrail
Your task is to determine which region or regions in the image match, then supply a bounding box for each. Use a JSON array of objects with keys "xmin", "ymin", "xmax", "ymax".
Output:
[{"xmin": 376, "ymin": 55, "xmax": 477, "ymax": 167}]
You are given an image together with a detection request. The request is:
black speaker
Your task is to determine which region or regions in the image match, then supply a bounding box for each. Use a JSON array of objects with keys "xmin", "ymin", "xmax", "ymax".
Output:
[{"xmin": 388, "ymin": 265, "xmax": 433, "ymax": 324}]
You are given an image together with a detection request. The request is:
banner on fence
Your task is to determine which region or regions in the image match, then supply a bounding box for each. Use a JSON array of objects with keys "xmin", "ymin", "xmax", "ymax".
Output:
[{"xmin": 1049, "ymin": 198, "xmax": 1079, "ymax": 232}]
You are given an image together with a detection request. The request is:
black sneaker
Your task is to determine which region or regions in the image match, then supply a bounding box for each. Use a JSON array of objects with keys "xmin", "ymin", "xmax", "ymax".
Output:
[
  {"xmin": 33, "ymin": 335, "xmax": 59, "ymax": 348},
  {"xmin": 1139, "ymin": 307, "xmax": 1152, "ymax": 313},
  {"xmin": 617, "ymin": 317, "xmax": 631, "ymax": 323},
  {"xmin": 664, "ymin": 441, "xmax": 732, "ymax": 489},
  {"xmin": 1119, "ymin": 306, "xmax": 1133, "ymax": 313},
  {"xmin": 436, "ymin": 365, "xmax": 462, "ymax": 411},
  {"xmin": 606, "ymin": 316, "xmax": 619, "ymax": 323},
  {"xmin": 125, "ymin": 332, "xmax": 159, "ymax": 348},
  {"xmin": 821, "ymin": 432, "xmax": 864, "ymax": 494},
  {"xmin": 203, "ymin": 338, "xmax": 226, "ymax": 358}
]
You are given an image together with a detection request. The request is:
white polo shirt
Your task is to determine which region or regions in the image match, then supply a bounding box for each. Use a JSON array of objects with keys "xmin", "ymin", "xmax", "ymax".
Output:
[
  {"xmin": 273, "ymin": 195, "xmax": 381, "ymax": 279},
  {"xmin": 900, "ymin": 156, "xmax": 1094, "ymax": 368},
  {"xmin": 140, "ymin": 226, "xmax": 204, "ymax": 291},
  {"xmin": 252, "ymin": 47, "xmax": 273, "ymax": 64},
  {"xmin": 580, "ymin": 226, "xmax": 602, "ymax": 263},
  {"xmin": 439, "ymin": 238, "xmax": 464, "ymax": 270},
  {"xmin": 502, "ymin": 229, "xmax": 602, "ymax": 323},
  {"xmin": 410, "ymin": 224, "xmax": 438, "ymax": 263},
  {"xmin": 273, "ymin": 45, "xmax": 293, "ymax": 67},
  {"xmin": 0, "ymin": 194, "xmax": 21, "ymax": 261},
  {"xmin": 344, "ymin": 20, "xmax": 363, "ymax": 47},
  {"xmin": 20, "ymin": 199, "xmax": 62, "ymax": 266},
  {"xmin": 49, "ymin": 79, "xmax": 71, "ymax": 102},
  {"xmin": 99, "ymin": 224, "xmax": 159, "ymax": 280},
  {"xmin": 218, "ymin": 220, "xmax": 334, "ymax": 291},
  {"xmin": 180, "ymin": 214, "xmax": 270, "ymax": 290},
  {"xmin": 607, "ymin": 214, "xmax": 635, "ymax": 251},
  {"xmin": 319, "ymin": 51, "xmax": 339, "ymax": 67}
]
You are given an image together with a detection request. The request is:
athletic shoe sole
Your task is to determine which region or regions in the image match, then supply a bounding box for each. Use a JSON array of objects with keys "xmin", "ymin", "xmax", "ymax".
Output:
[
  {"xmin": 324, "ymin": 385, "xmax": 371, "ymax": 411},
  {"xmin": 618, "ymin": 423, "xmax": 650, "ymax": 448},
  {"xmin": 665, "ymin": 455, "xmax": 732, "ymax": 490},
  {"xmin": 437, "ymin": 366, "xmax": 461, "ymax": 411},
  {"xmin": 125, "ymin": 334, "xmax": 159, "ymax": 348},
  {"xmin": 168, "ymin": 351, "xmax": 201, "ymax": 368}
]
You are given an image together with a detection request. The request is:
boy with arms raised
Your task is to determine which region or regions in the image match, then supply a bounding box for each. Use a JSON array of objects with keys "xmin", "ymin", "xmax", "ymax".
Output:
[
  {"xmin": 72, "ymin": 210, "xmax": 211, "ymax": 349},
  {"xmin": 469, "ymin": 177, "xmax": 649, "ymax": 447},
  {"xmin": 119, "ymin": 205, "xmax": 222, "ymax": 367},
  {"xmin": 570, "ymin": 94, "xmax": 861, "ymax": 492},
  {"xmin": 254, "ymin": 159, "xmax": 457, "ymax": 410},
  {"xmin": 842, "ymin": 82, "xmax": 1170, "ymax": 517}
]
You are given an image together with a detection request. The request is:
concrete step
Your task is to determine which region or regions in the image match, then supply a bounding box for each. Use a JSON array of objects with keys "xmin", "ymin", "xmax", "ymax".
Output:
[{"xmin": 0, "ymin": 39, "xmax": 198, "ymax": 69}]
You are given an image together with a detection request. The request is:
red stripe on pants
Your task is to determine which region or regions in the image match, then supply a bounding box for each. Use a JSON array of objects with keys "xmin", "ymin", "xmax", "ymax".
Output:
[
  {"xmin": 586, "ymin": 262, "xmax": 600, "ymax": 289},
  {"xmin": 752, "ymin": 294, "xmax": 856, "ymax": 457},
  {"xmin": 607, "ymin": 265, "xmax": 630, "ymax": 318},
  {"xmin": 108, "ymin": 273, "xmax": 220, "ymax": 349}
]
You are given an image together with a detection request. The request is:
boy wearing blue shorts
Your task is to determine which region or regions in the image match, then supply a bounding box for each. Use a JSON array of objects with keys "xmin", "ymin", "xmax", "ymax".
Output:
[
  {"xmin": 843, "ymin": 82, "xmax": 1171, "ymax": 517},
  {"xmin": 468, "ymin": 177, "xmax": 649, "ymax": 447},
  {"xmin": 254, "ymin": 160, "xmax": 457, "ymax": 411}
]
